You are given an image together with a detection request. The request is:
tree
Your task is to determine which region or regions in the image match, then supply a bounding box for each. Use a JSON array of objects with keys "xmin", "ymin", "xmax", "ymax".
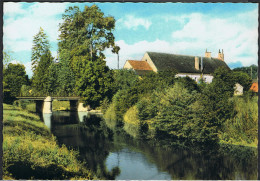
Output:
[
  {"xmin": 75, "ymin": 58, "xmax": 114, "ymax": 108},
  {"xmin": 176, "ymin": 76, "xmax": 200, "ymax": 93},
  {"xmin": 56, "ymin": 50, "xmax": 76, "ymax": 96},
  {"xmin": 58, "ymin": 5, "xmax": 116, "ymax": 62},
  {"xmin": 3, "ymin": 63, "xmax": 29, "ymax": 103},
  {"xmin": 112, "ymin": 69, "xmax": 139, "ymax": 92},
  {"xmin": 58, "ymin": 5, "xmax": 118, "ymax": 106},
  {"xmin": 31, "ymin": 27, "xmax": 51, "ymax": 73},
  {"xmin": 233, "ymin": 65, "xmax": 258, "ymax": 80},
  {"xmin": 197, "ymin": 67, "xmax": 235, "ymax": 135},
  {"xmin": 32, "ymin": 51, "xmax": 53, "ymax": 95}
]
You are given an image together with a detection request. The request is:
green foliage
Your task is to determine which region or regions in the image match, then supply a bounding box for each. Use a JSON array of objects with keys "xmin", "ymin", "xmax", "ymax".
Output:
[
  {"xmin": 197, "ymin": 67, "xmax": 236, "ymax": 133},
  {"xmin": 3, "ymin": 63, "xmax": 29, "ymax": 103},
  {"xmin": 52, "ymin": 100, "xmax": 70, "ymax": 111},
  {"xmin": 46, "ymin": 63, "xmax": 60, "ymax": 95},
  {"xmin": 104, "ymin": 102, "xmax": 117, "ymax": 123},
  {"xmin": 219, "ymin": 96, "xmax": 258, "ymax": 146},
  {"xmin": 31, "ymin": 27, "xmax": 51, "ymax": 72},
  {"xmin": 112, "ymin": 69, "xmax": 139, "ymax": 92},
  {"xmin": 56, "ymin": 50, "xmax": 76, "ymax": 96},
  {"xmin": 152, "ymin": 84, "xmax": 197, "ymax": 138},
  {"xmin": 32, "ymin": 51, "xmax": 54, "ymax": 95},
  {"xmin": 75, "ymin": 59, "xmax": 114, "ymax": 108},
  {"xmin": 3, "ymin": 104, "xmax": 94, "ymax": 180},
  {"xmin": 176, "ymin": 76, "xmax": 200, "ymax": 93},
  {"xmin": 232, "ymin": 71, "xmax": 252, "ymax": 92},
  {"xmin": 136, "ymin": 94, "xmax": 159, "ymax": 121},
  {"xmin": 59, "ymin": 5, "xmax": 116, "ymax": 57},
  {"xmin": 57, "ymin": 5, "xmax": 118, "ymax": 106},
  {"xmin": 112, "ymin": 88, "xmax": 140, "ymax": 119},
  {"xmin": 233, "ymin": 64, "xmax": 258, "ymax": 80},
  {"xmin": 212, "ymin": 67, "xmax": 236, "ymax": 97},
  {"xmin": 137, "ymin": 71, "xmax": 177, "ymax": 94},
  {"xmin": 20, "ymin": 85, "xmax": 32, "ymax": 97}
]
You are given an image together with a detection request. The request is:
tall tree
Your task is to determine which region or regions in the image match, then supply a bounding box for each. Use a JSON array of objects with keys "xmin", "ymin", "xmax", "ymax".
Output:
[
  {"xmin": 58, "ymin": 5, "xmax": 118, "ymax": 107},
  {"xmin": 32, "ymin": 51, "xmax": 53, "ymax": 95},
  {"xmin": 56, "ymin": 49, "xmax": 76, "ymax": 96},
  {"xmin": 59, "ymin": 5, "xmax": 116, "ymax": 58},
  {"xmin": 31, "ymin": 27, "xmax": 51, "ymax": 73}
]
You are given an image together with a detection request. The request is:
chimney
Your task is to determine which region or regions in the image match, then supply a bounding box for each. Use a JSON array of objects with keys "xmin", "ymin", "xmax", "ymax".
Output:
[
  {"xmin": 218, "ymin": 49, "xmax": 224, "ymax": 61},
  {"xmin": 205, "ymin": 49, "xmax": 211, "ymax": 58},
  {"xmin": 195, "ymin": 56, "xmax": 199, "ymax": 70}
]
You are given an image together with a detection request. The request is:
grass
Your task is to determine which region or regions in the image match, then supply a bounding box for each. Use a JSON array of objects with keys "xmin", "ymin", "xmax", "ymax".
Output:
[
  {"xmin": 3, "ymin": 104, "xmax": 95, "ymax": 180},
  {"xmin": 52, "ymin": 100, "xmax": 70, "ymax": 111}
]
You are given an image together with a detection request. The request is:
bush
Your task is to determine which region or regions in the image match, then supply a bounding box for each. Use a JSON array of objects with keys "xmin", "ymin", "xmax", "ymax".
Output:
[
  {"xmin": 112, "ymin": 88, "xmax": 139, "ymax": 119},
  {"xmin": 219, "ymin": 96, "xmax": 258, "ymax": 146},
  {"xmin": 104, "ymin": 102, "xmax": 117, "ymax": 122},
  {"xmin": 123, "ymin": 105, "xmax": 148, "ymax": 138},
  {"xmin": 136, "ymin": 94, "xmax": 159, "ymax": 121}
]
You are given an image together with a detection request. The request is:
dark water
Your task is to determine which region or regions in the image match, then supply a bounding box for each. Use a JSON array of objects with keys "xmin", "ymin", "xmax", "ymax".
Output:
[{"xmin": 42, "ymin": 111, "xmax": 257, "ymax": 180}]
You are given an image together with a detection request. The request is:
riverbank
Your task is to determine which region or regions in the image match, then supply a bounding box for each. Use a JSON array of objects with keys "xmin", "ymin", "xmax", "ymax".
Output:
[
  {"xmin": 3, "ymin": 103, "xmax": 95, "ymax": 180},
  {"xmin": 104, "ymin": 95, "xmax": 258, "ymax": 148}
]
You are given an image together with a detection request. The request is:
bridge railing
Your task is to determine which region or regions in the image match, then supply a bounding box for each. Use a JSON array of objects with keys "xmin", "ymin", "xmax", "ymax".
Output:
[{"xmin": 16, "ymin": 96, "xmax": 81, "ymax": 100}]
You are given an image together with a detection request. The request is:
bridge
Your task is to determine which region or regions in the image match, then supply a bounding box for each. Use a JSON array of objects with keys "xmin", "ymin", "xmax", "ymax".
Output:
[{"xmin": 16, "ymin": 96, "xmax": 90, "ymax": 114}]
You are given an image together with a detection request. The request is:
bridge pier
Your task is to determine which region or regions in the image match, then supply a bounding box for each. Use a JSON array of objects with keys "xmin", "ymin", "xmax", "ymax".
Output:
[
  {"xmin": 78, "ymin": 102, "xmax": 91, "ymax": 112},
  {"xmin": 43, "ymin": 96, "xmax": 52, "ymax": 114},
  {"xmin": 70, "ymin": 100, "xmax": 78, "ymax": 112}
]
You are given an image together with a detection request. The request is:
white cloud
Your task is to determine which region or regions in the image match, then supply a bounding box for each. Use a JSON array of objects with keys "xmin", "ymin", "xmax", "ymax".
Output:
[
  {"xmin": 106, "ymin": 8, "xmax": 258, "ymax": 69},
  {"xmin": 117, "ymin": 15, "xmax": 152, "ymax": 30},
  {"xmin": 4, "ymin": 3, "xmax": 26, "ymax": 15},
  {"xmin": 170, "ymin": 11, "xmax": 258, "ymax": 67},
  {"xmin": 4, "ymin": 3, "xmax": 67, "ymax": 52}
]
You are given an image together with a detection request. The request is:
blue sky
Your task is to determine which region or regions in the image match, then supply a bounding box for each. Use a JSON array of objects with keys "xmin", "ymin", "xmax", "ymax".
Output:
[{"xmin": 4, "ymin": 2, "xmax": 258, "ymax": 77}]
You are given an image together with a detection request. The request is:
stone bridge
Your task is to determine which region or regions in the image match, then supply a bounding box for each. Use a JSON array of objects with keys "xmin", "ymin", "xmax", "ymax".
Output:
[{"xmin": 16, "ymin": 96, "xmax": 90, "ymax": 113}]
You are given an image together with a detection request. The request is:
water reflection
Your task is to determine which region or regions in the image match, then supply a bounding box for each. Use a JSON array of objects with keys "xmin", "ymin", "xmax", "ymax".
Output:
[
  {"xmin": 42, "ymin": 113, "xmax": 52, "ymax": 129},
  {"xmin": 78, "ymin": 112, "xmax": 89, "ymax": 123},
  {"xmin": 45, "ymin": 111, "xmax": 257, "ymax": 180}
]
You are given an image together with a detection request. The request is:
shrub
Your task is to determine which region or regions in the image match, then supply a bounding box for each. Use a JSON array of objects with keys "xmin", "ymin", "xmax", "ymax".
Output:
[
  {"xmin": 136, "ymin": 94, "xmax": 159, "ymax": 121},
  {"xmin": 219, "ymin": 96, "xmax": 258, "ymax": 146},
  {"xmin": 123, "ymin": 105, "xmax": 148, "ymax": 138},
  {"xmin": 104, "ymin": 102, "xmax": 117, "ymax": 122}
]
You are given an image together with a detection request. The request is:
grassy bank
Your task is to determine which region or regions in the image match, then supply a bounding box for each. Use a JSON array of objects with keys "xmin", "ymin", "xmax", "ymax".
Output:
[{"xmin": 3, "ymin": 104, "xmax": 95, "ymax": 180}]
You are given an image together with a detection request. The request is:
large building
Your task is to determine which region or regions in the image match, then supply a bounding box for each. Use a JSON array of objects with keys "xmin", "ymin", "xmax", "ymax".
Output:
[{"xmin": 123, "ymin": 49, "xmax": 229, "ymax": 83}]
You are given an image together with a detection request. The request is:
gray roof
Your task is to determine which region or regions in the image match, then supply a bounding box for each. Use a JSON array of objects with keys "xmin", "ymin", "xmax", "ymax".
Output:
[{"xmin": 147, "ymin": 52, "xmax": 230, "ymax": 74}]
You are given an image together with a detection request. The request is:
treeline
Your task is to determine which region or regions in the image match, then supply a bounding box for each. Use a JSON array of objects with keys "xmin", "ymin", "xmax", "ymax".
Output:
[
  {"xmin": 103, "ymin": 68, "xmax": 257, "ymax": 146},
  {"xmin": 233, "ymin": 64, "xmax": 258, "ymax": 80}
]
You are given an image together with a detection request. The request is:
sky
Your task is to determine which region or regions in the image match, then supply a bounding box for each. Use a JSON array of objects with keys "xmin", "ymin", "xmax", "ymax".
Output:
[{"xmin": 3, "ymin": 2, "xmax": 258, "ymax": 77}]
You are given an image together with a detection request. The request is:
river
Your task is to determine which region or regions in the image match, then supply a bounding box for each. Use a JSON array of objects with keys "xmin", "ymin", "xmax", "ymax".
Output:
[{"xmin": 41, "ymin": 111, "xmax": 257, "ymax": 180}]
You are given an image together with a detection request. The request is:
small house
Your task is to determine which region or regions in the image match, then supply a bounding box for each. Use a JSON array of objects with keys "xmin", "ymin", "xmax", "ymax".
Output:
[{"xmin": 234, "ymin": 83, "xmax": 243, "ymax": 95}]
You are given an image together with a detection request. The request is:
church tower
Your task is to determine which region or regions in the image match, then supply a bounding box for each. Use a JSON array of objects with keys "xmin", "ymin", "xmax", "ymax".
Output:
[{"xmin": 218, "ymin": 49, "xmax": 224, "ymax": 61}]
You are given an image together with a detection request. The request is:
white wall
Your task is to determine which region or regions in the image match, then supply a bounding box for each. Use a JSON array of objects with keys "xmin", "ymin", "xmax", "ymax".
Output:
[{"xmin": 176, "ymin": 73, "xmax": 213, "ymax": 83}]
